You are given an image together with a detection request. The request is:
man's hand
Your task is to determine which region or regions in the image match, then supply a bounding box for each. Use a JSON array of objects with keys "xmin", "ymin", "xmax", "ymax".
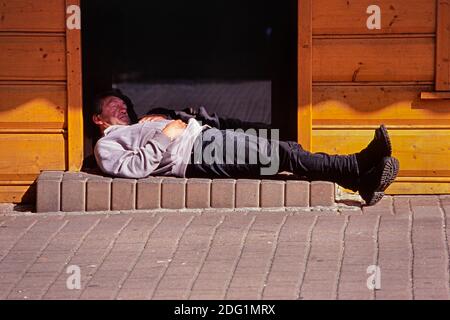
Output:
[
  {"xmin": 162, "ymin": 120, "xmax": 187, "ymax": 140},
  {"xmin": 139, "ymin": 114, "xmax": 168, "ymax": 123}
]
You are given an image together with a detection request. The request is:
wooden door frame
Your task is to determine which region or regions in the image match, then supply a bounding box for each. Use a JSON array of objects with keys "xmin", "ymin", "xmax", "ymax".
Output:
[
  {"xmin": 66, "ymin": 0, "xmax": 84, "ymax": 171},
  {"xmin": 436, "ymin": 0, "xmax": 450, "ymax": 91},
  {"xmin": 297, "ymin": 0, "xmax": 312, "ymax": 150}
]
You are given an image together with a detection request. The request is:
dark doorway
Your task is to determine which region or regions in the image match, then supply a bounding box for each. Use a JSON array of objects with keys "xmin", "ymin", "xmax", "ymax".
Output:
[{"xmin": 81, "ymin": 0, "xmax": 297, "ymax": 164}]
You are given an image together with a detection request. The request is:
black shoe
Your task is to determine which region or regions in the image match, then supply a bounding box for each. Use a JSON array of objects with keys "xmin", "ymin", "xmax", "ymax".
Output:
[
  {"xmin": 356, "ymin": 125, "xmax": 392, "ymax": 174},
  {"xmin": 359, "ymin": 156, "xmax": 399, "ymax": 206}
]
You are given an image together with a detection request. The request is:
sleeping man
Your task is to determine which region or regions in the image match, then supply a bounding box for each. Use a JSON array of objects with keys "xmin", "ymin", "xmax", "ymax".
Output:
[{"xmin": 92, "ymin": 90, "xmax": 399, "ymax": 206}]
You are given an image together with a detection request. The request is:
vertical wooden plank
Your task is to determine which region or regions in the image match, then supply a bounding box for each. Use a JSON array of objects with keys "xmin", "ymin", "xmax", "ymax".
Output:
[
  {"xmin": 66, "ymin": 0, "xmax": 84, "ymax": 170},
  {"xmin": 436, "ymin": 0, "xmax": 450, "ymax": 90},
  {"xmin": 298, "ymin": 0, "xmax": 312, "ymax": 150}
]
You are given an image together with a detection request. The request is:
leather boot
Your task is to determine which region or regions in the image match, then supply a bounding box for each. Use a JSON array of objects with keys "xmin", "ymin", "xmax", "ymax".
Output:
[
  {"xmin": 359, "ymin": 156, "xmax": 399, "ymax": 206},
  {"xmin": 356, "ymin": 125, "xmax": 392, "ymax": 175}
]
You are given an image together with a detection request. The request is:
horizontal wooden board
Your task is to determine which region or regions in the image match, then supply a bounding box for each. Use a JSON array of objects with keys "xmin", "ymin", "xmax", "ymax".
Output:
[
  {"xmin": 0, "ymin": 35, "xmax": 66, "ymax": 81},
  {"xmin": 0, "ymin": 84, "xmax": 66, "ymax": 129},
  {"xmin": 312, "ymin": 85, "xmax": 450, "ymax": 125},
  {"xmin": 312, "ymin": 0, "xmax": 436, "ymax": 35},
  {"xmin": 0, "ymin": 184, "xmax": 35, "ymax": 203},
  {"xmin": 313, "ymin": 38, "xmax": 434, "ymax": 82},
  {"xmin": 311, "ymin": 129, "xmax": 450, "ymax": 178},
  {"xmin": 339, "ymin": 180, "xmax": 450, "ymax": 195},
  {"xmin": 0, "ymin": 134, "xmax": 66, "ymax": 176},
  {"xmin": 386, "ymin": 180, "xmax": 450, "ymax": 194},
  {"xmin": 0, "ymin": 0, "xmax": 66, "ymax": 32}
]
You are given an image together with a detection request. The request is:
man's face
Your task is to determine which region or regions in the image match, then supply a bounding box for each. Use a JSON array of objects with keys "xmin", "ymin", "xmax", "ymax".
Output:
[{"xmin": 94, "ymin": 96, "xmax": 131, "ymax": 128}]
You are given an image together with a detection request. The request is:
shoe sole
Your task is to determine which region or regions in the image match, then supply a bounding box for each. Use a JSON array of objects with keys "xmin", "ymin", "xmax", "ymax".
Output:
[
  {"xmin": 363, "ymin": 157, "xmax": 399, "ymax": 206},
  {"xmin": 378, "ymin": 124, "xmax": 392, "ymax": 157}
]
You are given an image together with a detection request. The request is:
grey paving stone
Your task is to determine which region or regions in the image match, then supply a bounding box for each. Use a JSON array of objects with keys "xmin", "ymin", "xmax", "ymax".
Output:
[
  {"xmin": 161, "ymin": 178, "xmax": 187, "ymax": 209},
  {"xmin": 38, "ymin": 171, "xmax": 64, "ymax": 180},
  {"xmin": 211, "ymin": 179, "xmax": 235, "ymax": 208},
  {"xmin": 362, "ymin": 196, "xmax": 394, "ymax": 215},
  {"xmin": 111, "ymin": 179, "xmax": 137, "ymax": 211},
  {"xmin": 310, "ymin": 181, "xmax": 335, "ymax": 207},
  {"xmin": 136, "ymin": 177, "xmax": 163, "ymax": 210},
  {"xmin": 61, "ymin": 176, "xmax": 87, "ymax": 212},
  {"xmin": 186, "ymin": 179, "xmax": 211, "ymax": 209},
  {"xmin": 62, "ymin": 172, "xmax": 88, "ymax": 180},
  {"xmin": 260, "ymin": 180, "xmax": 285, "ymax": 208},
  {"xmin": 235, "ymin": 179, "xmax": 260, "ymax": 208},
  {"xmin": 86, "ymin": 178, "xmax": 112, "ymax": 211},
  {"xmin": 285, "ymin": 181, "xmax": 310, "ymax": 207},
  {"xmin": 36, "ymin": 172, "xmax": 63, "ymax": 213}
]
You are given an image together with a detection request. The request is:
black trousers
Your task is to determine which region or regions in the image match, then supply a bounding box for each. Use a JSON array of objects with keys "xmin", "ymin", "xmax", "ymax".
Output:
[{"xmin": 185, "ymin": 128, "xmax": 361, "ymax": 191}]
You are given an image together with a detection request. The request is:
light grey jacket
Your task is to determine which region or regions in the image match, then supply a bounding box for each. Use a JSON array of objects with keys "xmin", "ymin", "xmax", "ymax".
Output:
[{"xmin": 94, "ymin": 118, "xmax": 206, "ymax": 178}]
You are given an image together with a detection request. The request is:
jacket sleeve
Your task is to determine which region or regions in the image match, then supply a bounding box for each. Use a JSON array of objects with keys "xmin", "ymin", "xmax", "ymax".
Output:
[{"xmin": 94, "ymin": 131, "xmax": 171, "ymax": 178}]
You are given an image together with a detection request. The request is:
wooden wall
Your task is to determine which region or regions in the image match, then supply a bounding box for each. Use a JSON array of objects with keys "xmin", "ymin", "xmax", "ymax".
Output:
[
  {"xmin": 299, "ymin": 0, "xmax": 450, "ymax": 194},
  {"xmin": 0, "ymin": 0, "xmax": 83, "ymax": 203}
]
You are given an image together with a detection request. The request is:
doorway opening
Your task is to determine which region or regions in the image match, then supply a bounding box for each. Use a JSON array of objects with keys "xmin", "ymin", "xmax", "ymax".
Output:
[{"xmin": 81, "ymin": 0, "xmax": 297, "ymax": 167}]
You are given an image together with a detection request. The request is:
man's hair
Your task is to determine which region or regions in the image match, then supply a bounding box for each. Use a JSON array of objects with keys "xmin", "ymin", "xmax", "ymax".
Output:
[{"xmin": 92, "ymin": 89, "xmax": 138, "ymax": 123}]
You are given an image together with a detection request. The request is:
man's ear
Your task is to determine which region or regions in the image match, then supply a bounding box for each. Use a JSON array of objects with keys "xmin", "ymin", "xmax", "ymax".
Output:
[{"xmin": 92, "ymin": 114, "xmax": 103, "ymax": 126}]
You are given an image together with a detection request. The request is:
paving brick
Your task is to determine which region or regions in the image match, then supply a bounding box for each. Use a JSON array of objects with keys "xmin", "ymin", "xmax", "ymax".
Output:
[
  {"xmin": 111, "ymin": 179, "xmax": 136, "ymax": 211},
  {"xmin": 375, "ymin": 291, "xmax": 411, "ymax": 300},
  {"xmin": 225, "ymin": 287, "xmax": 260, "ymax": 300},
  {"xmin": 161, "ymin": 178, "xmax": 187, "ymax": 209},
  {"xmin": 413, "ymin": 286, "xmax": 449, "ymax": 300},
  {"xmin": 235, "ymin": 179, "xmax": 260, "ymax": 208},
  {"xmin": 310, "ymin": 181, "xmax": 335, "ymax": 207},
  {"xmin": 186, "ymin": 179, "xmax": 211, "ymax": 209},
  {"xmin": 188, "ymin": 290, "xmax": 225, "ymax": 300},
  {"xmin": 115, "ymin": 288, "xmax": 150, "ymax": 300},
  {"xmin": 7, "ymin": 274, "xmax": 54, "ymax": 300},
  {"xmin": 36, "ymin": 172, "xmax": 63, "ymax": 213},
  {"xmin": 136, "ymin": 177, "xmax": 163, "ymax": 210},
  {"xmin": 80, "ymin": 287, "xmax": 117, "ymax": 300},
  {"xmin": 39, "ymin": 171, "xmax": 64, "ymax": 180},
  {"xmin": 64, "ymin": 172, "xmax": 90, "ymax": 180},
  {"xmin": 211, "ymin": 179, "xmax": 235, "ymax": 208},
  {"xmin": 285, "ymin": 181, "xmax": 310, "ymax": 207},
  {"xmin": 262, "ymin": 285, "xmax": 299, "ymax": 299},
  {"xmin": 61, "ymin": 173, "xmax": 88, "ymax": 212},
  {"xmin": 300, "ymin": 279, "xmax": 335, "ymax": 300},
  {"xmin": 278, "ymin": 215, "xmax": 316, "ymax": 242},
  {"xmin": 86, "ymin": 178, "xmax": 112, "ymax": 211},
  {"xmin": 410, "ymin": 195, "xmax": 440, "ymax": 207},
  {"xmin": 152, "ymin": 288, "xmax": 187, "ymax": 300},
  {"xmin": 362, "ymin": 196, "xmax": 393, "ymax": 215},
  {"xmin": 260, "ymin": 180, "xmax": 285, "ymax": 207},
  {"xmin": 191, "ymin": 277, "xmax": 229, "ymax": 291},
  {"xmin": 393, "ymin": 196, "xmax": 411, "ymax": 215}
]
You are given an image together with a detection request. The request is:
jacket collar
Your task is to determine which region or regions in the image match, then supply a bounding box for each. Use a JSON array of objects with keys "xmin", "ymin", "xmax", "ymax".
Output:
[{"xmin": 103, "ymin": 124, "xmax": 128, "ymax": 136}]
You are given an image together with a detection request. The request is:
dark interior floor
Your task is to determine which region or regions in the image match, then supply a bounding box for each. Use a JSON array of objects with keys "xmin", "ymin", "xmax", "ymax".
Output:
[{"xmin": 115, "ymin": 80, "xmax": 271, "ymax": 124}]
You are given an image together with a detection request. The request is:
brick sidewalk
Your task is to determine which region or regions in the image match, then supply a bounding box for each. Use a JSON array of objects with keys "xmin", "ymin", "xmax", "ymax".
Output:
[{"xmin": 0, "ymin": 195, "xmax": 449, "ymax": 300}]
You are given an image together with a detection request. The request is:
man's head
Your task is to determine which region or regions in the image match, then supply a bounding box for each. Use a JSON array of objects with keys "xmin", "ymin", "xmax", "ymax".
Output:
[{"xmin": 92, "ymin": 90, "xmax": 134, "ymax": 132}]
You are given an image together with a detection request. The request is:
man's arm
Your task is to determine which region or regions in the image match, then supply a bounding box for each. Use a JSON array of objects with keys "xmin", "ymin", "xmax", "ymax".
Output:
[
  {"xmin": 94, "ymin": 120, "xmax": 188, "ymax": 178},
  {"xmin": 94, "ymin": 130, "xmax": 171, "ymax": 179}
]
